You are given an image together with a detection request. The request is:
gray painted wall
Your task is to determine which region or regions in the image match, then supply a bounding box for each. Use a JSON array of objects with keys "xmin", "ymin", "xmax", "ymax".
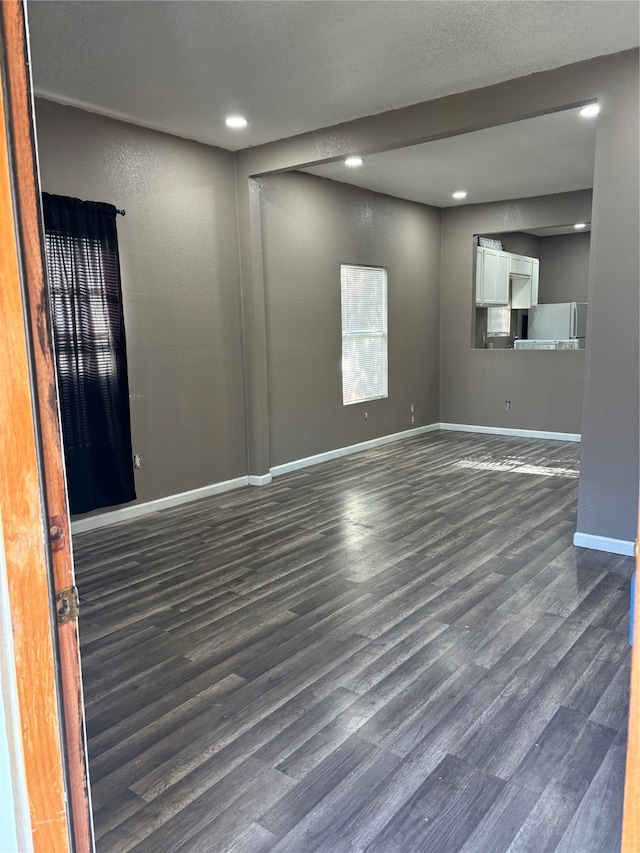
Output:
[
  {"xmin": 538, "ymin": 232, "xmax": 591, "ymax": 303},
  {"xmin": 34, "ymin": 101, "xmax": 247, "ymax": 510},
  {"xmin": 577, "ymin": 50, "xmax": 639, "ymax": 542},
  {"xmin": 441, "ymin": 191, "xmax": 592, "ymax": 435},
  {"xmin": 236, "ymin": 49, "xmax": 639, "ymax": 544},
  {"xmin": 33, "ymin": 50, "xmax": 639, "ymax": 543},
  {"xmin": 486, "ymin": 231, "xmax": 541, "ymax": 259},
  {"xmin": 259, "ymin": 172, "xmax": 441, "ymax": 466}
]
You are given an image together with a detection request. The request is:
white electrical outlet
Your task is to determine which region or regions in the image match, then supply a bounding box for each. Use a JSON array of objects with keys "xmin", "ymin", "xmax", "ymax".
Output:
[
  {"xmin": 410, "ymin": 403, "xmax": 415, "ymax": 413},
  {"xmin": 133, "ymin": 454, "xmax": 142, "ymax": 469},
  {"xmin": 364, "ymin": 411, "xmax": 368, "ymax": 421},
  {"xmin": 505, "ymin": 401, "xmax": 511, "ymax": 410}
]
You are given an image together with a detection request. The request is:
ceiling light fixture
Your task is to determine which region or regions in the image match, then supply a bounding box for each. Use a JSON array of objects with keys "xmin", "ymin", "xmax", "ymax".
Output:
[
  {"xmin": 579, "ymin": 104, "xmax": 600, "ymax": 118},
  {"xmin": 345, "ymin": 157, "xmax": 363, "ymax": 167},
  {"xmin": 452, "ymin": 190, "xmax": 467, "ymax": 200},
  {"xmin": 574, "ymin": 223, "xmax": 587, "ymax": 229},
  {"xmin": 225, "ymin": 116, "xmax": 248, "ymax": 129}
]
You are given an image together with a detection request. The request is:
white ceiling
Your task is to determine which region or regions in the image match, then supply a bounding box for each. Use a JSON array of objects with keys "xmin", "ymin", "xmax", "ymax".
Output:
[
  {"xmin": 303, "ymin": 107, "xmax": 597, "ymax": 208},
  {"xmin": 524, "ymin": 224, "xmax": 591, "ymax": 237},
  {"xmin": 27, "ymin": 0, "xmax": 639, "ymax": 152},
  {"xmin": 26, "ymin": 1, "xmax": 637, "ymax": 213}
]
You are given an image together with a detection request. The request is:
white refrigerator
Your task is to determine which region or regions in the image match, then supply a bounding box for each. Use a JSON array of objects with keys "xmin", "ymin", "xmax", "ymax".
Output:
[{"xmin": 528, "ymin": 302, "xmax": 587, "ymax": 345}]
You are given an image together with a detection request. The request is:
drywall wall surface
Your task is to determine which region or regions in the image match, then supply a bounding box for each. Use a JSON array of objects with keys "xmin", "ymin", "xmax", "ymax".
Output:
[
  {"xmin": 234, "ymin": 51, "xmax": 638, "ymax": 547},
  {"xmin": 259, "ymin": 172, "xmax": 441, "ymax": 467},
  {"xmin": 34, "ymin": 100, "xmax": 247, "ymax": 510},
  {"xmin": 577, "ymin": 50, "xmax": 639, "ymax": 542},
  {"xmin": 441, "ymin": 190, "xmax": 592, "ymax": 433},
  {"xmin": 538, "ymin": 232, "xmax": 591, "ymax": 303},
  {"xmin": 237, "ymin": 52, "xmax": 637, "ymax": 178},
  {"xmin": 486, "ymin": 231, "xmax": 541, "ymax": 259}
]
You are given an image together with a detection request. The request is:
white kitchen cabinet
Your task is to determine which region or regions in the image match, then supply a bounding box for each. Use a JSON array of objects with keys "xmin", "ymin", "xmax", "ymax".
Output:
[
  {"xmin": 511, "ymin": 277, "xmax": 531, "ymax": 309},
  {"xmin": 476, "ymin": 247, "xmax": 510, "ymax": 306},
  {"xmin": 531, "ymin": 258, "xmax": 539, "ymax": 306},
  {"xmin": 509, "ymin": 256, "xmax": 540, "ymax": 309},
  {"xmin": 510, "ymin": 254, "xmax": 533, "ymax": 276}
]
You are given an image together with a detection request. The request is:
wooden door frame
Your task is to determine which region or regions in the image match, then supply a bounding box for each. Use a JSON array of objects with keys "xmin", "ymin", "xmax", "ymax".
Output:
[
  {"xmin": 0, "ymin": 1, "xmax": 93, "ymax": 849},
  {"xmin": 622, "ymin": 511, "xmax": 640, "ymax": 851}
]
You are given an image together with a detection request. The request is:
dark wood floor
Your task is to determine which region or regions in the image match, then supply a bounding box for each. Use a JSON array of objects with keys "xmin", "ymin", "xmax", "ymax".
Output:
[{"xmin": 73, "ymin": 430, "xmax": 633, "ymax": 853}]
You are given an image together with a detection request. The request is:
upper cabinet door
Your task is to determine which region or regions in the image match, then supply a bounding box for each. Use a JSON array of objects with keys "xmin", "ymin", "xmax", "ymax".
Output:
[
  {"xmin": 530, "ymin": 258, "xmax": 539, "ymax": 306},
  {"xmin": 475, "ymin": 247, "xmax": 484, "ymax": 305},
  {"xmin": 510, "ymin": 255, "xmax": 533, "ymax": 276},
  {"xmin": 476, "ymin": 247, "xmax": 510, "ymax": 305},
  {"xmin": 495, "ymin": 252, "xmax": 510, "ymax": 303}
]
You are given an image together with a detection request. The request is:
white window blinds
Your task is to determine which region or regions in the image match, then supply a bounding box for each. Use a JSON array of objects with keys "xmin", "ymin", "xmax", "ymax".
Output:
[{"xmin": 341, "ymin": 264, "xmax": 388, "ymax": 405}]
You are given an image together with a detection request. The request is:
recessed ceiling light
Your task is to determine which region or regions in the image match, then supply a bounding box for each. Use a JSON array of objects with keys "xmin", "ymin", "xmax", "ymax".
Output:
[
  {"xmin": 452, "ymin": 190, "xmax": 467, "ymax": 200},
  {"xmin": 345, "ymin": 157, "xmax": 363, "ymax": 167},
  {"xmin": 225, "ymin": 116, "xmax": 248, "ymax": 129},
  {"xmin": 574, "ymin": 223, "xmax": 587, "ymax": 229},
  {"xmin": 580, "ymin": 104, "xmax": 600, "ymax": 118}
]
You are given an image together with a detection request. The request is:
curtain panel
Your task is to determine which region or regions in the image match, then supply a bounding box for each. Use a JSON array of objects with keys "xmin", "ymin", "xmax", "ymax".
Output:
[{"xmin": 42, "ymin": 193, "xmax": 136, "ymax": 515}]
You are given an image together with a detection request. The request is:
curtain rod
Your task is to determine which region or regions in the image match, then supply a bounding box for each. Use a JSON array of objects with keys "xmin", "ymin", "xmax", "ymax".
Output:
[{"xmin": 116, "ymin": 208, "xmax": 126, "ymax": 216}]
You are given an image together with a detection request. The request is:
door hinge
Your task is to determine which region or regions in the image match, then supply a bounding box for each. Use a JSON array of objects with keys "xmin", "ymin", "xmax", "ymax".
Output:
[{"xmin": 56, "ymin": 586, "xmax": 79, "ymax": 625}]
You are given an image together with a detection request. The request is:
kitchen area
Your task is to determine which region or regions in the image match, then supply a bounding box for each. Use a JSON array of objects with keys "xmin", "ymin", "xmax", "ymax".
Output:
[{"xmin": 474, "ymin": 225, "xmax": 590, "ymax": 351}]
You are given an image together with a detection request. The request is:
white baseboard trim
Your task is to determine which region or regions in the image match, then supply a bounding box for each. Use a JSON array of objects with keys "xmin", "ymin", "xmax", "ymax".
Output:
[
  {"xmin": 439, "ymin": 423, "xmax": 581, "ymax": 443},
  {"xmin": 270, "ymin": 423, "xmax": 441, "ymax": 478},
  {"xmin": 249, "ymin": 474, "xmax": 273, "ymax": 486},
  {"xmin": 573, "ymin": 532, "xmax": 635, "ymax": 557},
  {"xmin": 70, "ymin": 423, "xmax": 585, "ymax": 534},
  {"xmin": 70, "ymin": 476, "xmax": 249, "ymax": 534},
  {"xmin": 70, "ymin": 425, "xmax": 440, "ymax": 533}
]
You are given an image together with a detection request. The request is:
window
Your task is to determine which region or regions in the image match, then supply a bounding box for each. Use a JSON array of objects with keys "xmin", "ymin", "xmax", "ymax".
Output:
[
  {"xmin": 45, "ymin": 231, "xmax": 119, "ymax": 381},
  {"xmin": 341, "ymin": 263, "xmax": 388, "ymax": 405},
  {"xmin": 486, "ymin": 305, "xmax": 511, "ymax": 336},
  {"xmin": 42, "ymin": 193, "xmax": 136, "ymax": 515}
]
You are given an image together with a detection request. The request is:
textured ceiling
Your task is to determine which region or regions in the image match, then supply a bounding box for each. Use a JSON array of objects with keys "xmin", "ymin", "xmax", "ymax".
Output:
[
  {"xmin": 27, "ymin": 0, "xmax": 640, "ymax": 151},
  {"xmin": 303, "ymin": 107, "xmax": 597, "ymax": 208}
]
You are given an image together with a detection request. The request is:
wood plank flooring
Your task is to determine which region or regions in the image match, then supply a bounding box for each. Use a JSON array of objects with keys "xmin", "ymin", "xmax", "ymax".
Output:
[{"xmin": 72, "ymin": 430, "xmax": 633, "ymax": 852}]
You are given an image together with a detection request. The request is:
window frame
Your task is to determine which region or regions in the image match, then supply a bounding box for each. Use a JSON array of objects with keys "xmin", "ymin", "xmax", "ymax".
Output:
[{"xmin": 340, "ymin": 262, "xmax": 389, "ymax": 406}]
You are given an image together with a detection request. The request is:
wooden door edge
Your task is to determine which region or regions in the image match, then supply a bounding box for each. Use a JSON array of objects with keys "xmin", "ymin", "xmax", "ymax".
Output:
[
  {"xmin": 0, "ymin": 1, "xmax": 94, "ymax": 850},
  {"xmin": 622, "ymin": 504, "xmax": 640, "ymax": 852},
  {"xmin": 0, "ymin": 29, "xmax": 71, "ymax": 853}
]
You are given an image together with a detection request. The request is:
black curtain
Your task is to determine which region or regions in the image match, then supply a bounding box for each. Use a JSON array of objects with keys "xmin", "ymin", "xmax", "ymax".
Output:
[{"xmin": 42, "ymin": 193, "xmax": 136, "ymax": 515}]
